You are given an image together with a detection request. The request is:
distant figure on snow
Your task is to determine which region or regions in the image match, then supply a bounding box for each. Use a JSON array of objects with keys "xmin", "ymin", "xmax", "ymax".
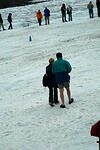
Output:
[
  {"xmin": 87, "ymin": 1, "xmax": 94, "ymax": 18},
  {"xmin": 61, "ymin": 3, "xmax": 67, "ymax": 22},
  {"xmin": 46, "ymin": 58, "xmax": 59, "ymax": 107},
  {"xmin": 96, "ymin": 0, "xmax": 100, "ymax": 17},
  {"xmin": 8, "ymin": 13, "xmax": 13, "ymax": 29},
  {"xmin": 52, "ymin": 52, "xmax": 74, "ymax": 108},
  {"xmin": 67, "ymin": 5, "xmax": 73, "ymax": 21},
  {"xmin": 44, "ymin": 7, "xmax": 50, "ymax": 25},
  {"xmin": 0, "ymin": 14, "xmax": 5, "ymax": 31},
  {"xmin": 36, "ymin": 10, "xmax": 43, "ymax": 26}
]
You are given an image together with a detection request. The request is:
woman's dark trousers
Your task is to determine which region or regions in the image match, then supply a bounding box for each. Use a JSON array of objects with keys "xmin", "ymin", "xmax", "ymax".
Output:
[
  {"xmin": 8, "ymin": 22, "xmax": 13, "ymax": 29},
  {"xmin": 68, "ymin": 14, "xmax": 72, "ymax": 21},
  {"xmin": 38, "ymin": 19, "xmax": 41, "ymax": 26},
  {"xmin": 49, "ymin": 86, "xmax": 58, "ymax": 104},
  {"xmin": 62, "ymin": 14, "xmax": 66, "ymax": 22}
]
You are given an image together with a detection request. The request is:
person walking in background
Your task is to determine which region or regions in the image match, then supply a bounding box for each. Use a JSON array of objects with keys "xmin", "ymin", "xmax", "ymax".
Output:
[
  {"xmin": 87, "ymin": 1, "xmax": 94, "ymax": 18},
  {"xmin": 8, "ymin": 13, "xmax": 13, "ymax": 29},
  {"xmin": 36, "ymin": 10, "xmax": 43, "ymax": 26},
  {"xmin": 44, "ymin": 7, "xmax": 50, "ymax": 25},
  {"xmin": 67, "ymin": 5, "xmax": 73, "ymax": 21},
  {"xmin": 52, "ymin": 52, "xmax": 74, "ymax": 108},
  {"xmin": 46, "ymin": 58, "xmax": 59, "ymax": 107},
  {"xmin": 0, "ymin": 14, "xmax": 5, "ymax": 31},
  {"xmin": 96, "ymin": 0, "xmax": 100, "ymax": 17},
  {"xmin": 61, "ymin": 3, "xmax": 67, "ymax": 22}
]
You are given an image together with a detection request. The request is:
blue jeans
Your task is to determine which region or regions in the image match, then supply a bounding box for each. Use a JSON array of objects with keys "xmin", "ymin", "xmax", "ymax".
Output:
[
  {"xmin": 89, "ymin": 9, "xmax": 94, "ymax": 18},
  {"xmin": 68, "ymin": 14, "xmax": 72, "ymax": 21}
]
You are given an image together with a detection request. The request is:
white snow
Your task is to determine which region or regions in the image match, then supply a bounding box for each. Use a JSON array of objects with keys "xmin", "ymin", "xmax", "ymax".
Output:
[{"xmin": 0, "ymin": 0, "xmax": 100, "ymax": 150}]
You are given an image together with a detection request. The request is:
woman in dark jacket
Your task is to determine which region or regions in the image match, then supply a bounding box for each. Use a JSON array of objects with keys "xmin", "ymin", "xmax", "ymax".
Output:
[
  {"xmin": 46, "ymin": 58, "xmax": 59, "ymax": 107},
  {"xmin": 8, "ymin": 13, "xmax": 13, "ymax": 29}
]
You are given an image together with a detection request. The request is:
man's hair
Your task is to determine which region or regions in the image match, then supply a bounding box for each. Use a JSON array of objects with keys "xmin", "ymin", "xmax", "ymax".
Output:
[{"xmin": 56, "ymin": 52, "xmax": 62, "ymax": 59}]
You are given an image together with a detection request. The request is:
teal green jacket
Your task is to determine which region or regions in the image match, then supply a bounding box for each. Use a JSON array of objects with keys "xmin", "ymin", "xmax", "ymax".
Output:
[{"xmin": 52, "ymin": 58, "xmax": 72, "ymax": 74}]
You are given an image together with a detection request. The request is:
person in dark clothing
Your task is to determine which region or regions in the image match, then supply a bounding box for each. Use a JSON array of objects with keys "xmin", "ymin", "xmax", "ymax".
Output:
[
  {"xmin": 8, "ymin": 13, "xmax": 13, "ymax": 29},
  {"xmin": 67, "ymin": 5, "xmax": 73, "ymax": 21},
  {"xmin": 61, "ymin": 3, "xmax": 67, "ymax": 22},
  {"xmin": 87, "ymin": 1, "xmax": 94, "ymax": 18},
  {"xmin": 44, "ymin": 7, "xmax": 50, "ymax": 25},
  {"xmin": 0, "ymin": 14, "xmax": 5, "ymax": 31},
  {"xmin": 96, "ymin": 0, "xmax": 100, "ymax": 17},
  {"xmin": 46, "ymin": 58, "xmax": 59, "ymax": 107}
]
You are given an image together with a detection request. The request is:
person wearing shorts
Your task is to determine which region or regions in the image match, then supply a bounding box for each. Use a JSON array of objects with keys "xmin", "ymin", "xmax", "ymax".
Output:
[
  {"xmin": 58, "ymin": 81, "xmax": 69, "ymax": 89},
  {"xmin": 52, "ymin": 52, "xmax": 74, "ymax": 108}
]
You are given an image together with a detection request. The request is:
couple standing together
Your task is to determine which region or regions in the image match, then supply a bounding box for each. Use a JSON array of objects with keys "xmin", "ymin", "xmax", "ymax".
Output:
[
  {"xmin": 36, "ymin": 7, "xmax": 50, "ymax": 26},
  {"xmin": 46, "ymin": 52, "xmax": 74, "ymax": 108}
]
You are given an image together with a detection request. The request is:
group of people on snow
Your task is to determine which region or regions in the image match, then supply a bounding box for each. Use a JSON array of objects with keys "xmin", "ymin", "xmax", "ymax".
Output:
[
  {"xmin": 61, "ymin": 3, "xmax": 72, "ymax": 22},
  {"xmin": 0, "ymin": 13, "xmax": 13, "ymax": 31},
  {"xmin": 37, "ymin": 1, "xmax": 100, "ymax": 26},
  {"xmin": 45, "ymin": 52, "xmax": 74, "ymax": 108},
  {"xmin": 36, "ymin": 7, "xmax": 50, "ymax": 26},
  {"xmin": 0, "ymin": 1, "xmax": 100, "ymax": 30},
  {"xmin": 36, "ymin": 4, "xmax": 73, "ymax": 26}
]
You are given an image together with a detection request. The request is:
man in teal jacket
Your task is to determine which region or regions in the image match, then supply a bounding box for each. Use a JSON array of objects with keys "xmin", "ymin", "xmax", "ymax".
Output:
[{"xmin": 52, "ymin": 52, "xmax": 74, "ymax": 108}]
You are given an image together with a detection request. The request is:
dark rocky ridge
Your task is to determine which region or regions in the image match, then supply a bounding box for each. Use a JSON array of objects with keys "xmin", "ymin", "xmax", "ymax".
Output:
[{"xmin": 0, "ymin": 0, "xmax": 50, "ymax": 9}]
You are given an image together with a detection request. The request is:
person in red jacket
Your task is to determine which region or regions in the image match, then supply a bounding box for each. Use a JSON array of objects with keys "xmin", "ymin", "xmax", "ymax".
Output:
[{"xmin": 36, "ymin": 10, "xmax": 43, "ymax": 26}]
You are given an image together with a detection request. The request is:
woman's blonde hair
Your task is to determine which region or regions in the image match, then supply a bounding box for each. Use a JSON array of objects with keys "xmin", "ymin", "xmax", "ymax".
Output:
[{"xmin": 49, "ymin": 58, "xmax": 54, "ymax": 64}]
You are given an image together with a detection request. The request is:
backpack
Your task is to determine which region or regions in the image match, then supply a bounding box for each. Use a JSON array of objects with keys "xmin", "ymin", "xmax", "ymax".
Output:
[
  {"xmin": 67, "ymin": 7, "xmax": 72, "ymax": 14},
  {"xmin": 42, "ymin": 74, "xmax": 49, "ymax": 87}
]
